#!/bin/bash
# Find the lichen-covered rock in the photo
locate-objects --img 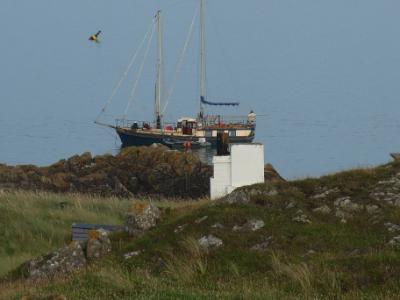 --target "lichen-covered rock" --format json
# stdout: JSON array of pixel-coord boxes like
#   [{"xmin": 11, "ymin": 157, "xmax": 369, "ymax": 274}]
[
  {"xmin": 384, "ymin": 222, "xmax": 400, "ymax": 233},
  {"xmin": 292, "ymin": 210, "xmax": 312, "ymax": 224},
  {"xmin": 86, "ymin": 229, "xmax": 112, "ymax": 260},
  {"xmin": 312, "ymin": 188, "xmax": 340, "ymax": 199},
  {"xmin": 22, "ymin": 242, "xmax": 86, "ymax": 280},
  {"xmin": 224, "ymin": 189, "xmax": 250, "ymax": 204},
  {"xmin": 198, "ymin": 235, "xmax": 223, "ymax": 249},
  {"xmin": 388, "ymin": 236, "xmax": 400, "ymax": 247},
  {"xmin": 334, "ymin": 197, "xmax": 363, "ymax": 212},
  {"xmin": 233, "ymin": 219, "xmax": 265, "ymax": 232},
  {"xmin": 313, "ymin": 205, "xmax": 332, "ymax": 214},
  {"xmin": 125, "ymin": 202, "xmax": 161, "ymax": 236},
  {"xmin": 366, "ymin": 204, "xmax": 381, "ymax": 214},
  {"xmin": 251, "ymin": 236, "xmax": 273, "ymax": 252}
]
